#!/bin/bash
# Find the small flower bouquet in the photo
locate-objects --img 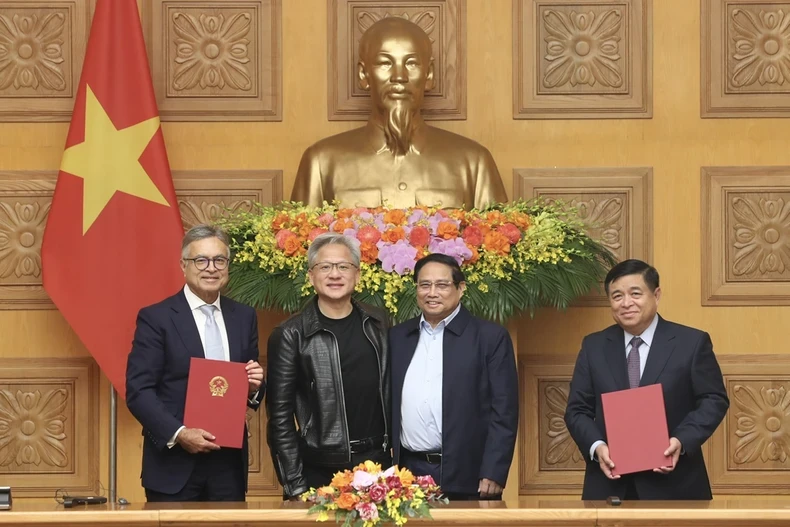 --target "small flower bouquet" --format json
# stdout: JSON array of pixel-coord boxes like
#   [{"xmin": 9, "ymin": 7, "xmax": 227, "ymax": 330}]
[
  {"xmin": 301, "ymin": 461, "xmax": 447, "ymax": 526},
  {"xmin": 221, "ymin": 200, "xmax": 615, "ymax": 323}
]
